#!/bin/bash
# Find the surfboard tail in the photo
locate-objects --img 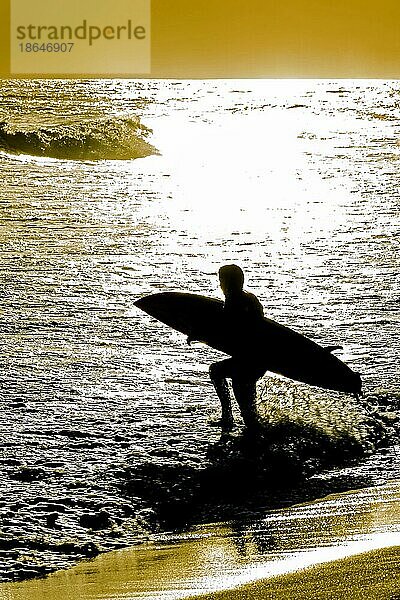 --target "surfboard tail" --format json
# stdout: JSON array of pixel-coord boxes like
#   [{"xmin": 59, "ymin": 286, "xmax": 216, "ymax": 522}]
[
  {"xmin": 353, "ymin": 371, "xmax": 362, "ymax": 396},
  {"xmin": 333, "ymin": 368, "xmax": 362, "ymax": 396}
]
